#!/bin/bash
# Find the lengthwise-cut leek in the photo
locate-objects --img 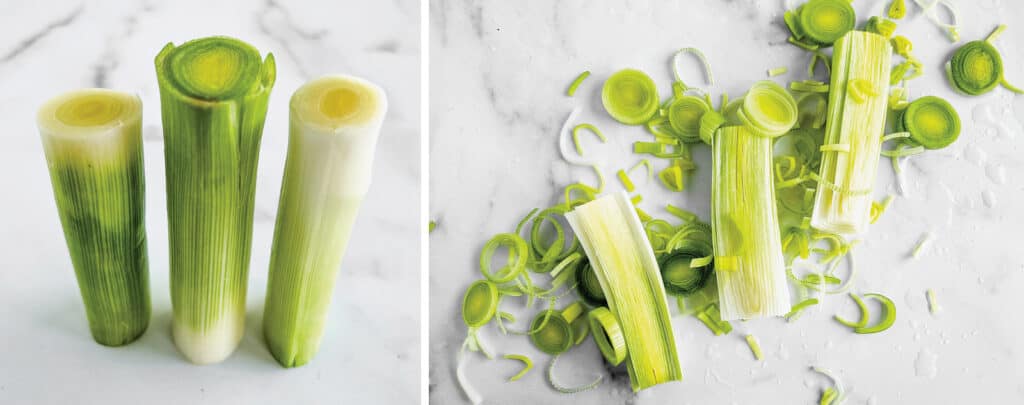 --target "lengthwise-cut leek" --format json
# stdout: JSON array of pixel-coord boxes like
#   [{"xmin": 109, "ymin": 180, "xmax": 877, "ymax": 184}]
[
  {"xmin": 711, "ymin": 126, "xmax": 791, "ymax": 320},
  {"xmin": 565, "ymin": 192, "xmax": 681, "ymax": 391},
  {"xmin": 38, "ymin": 89, "xmax": 150, "ymax": 346},
  {"xmin": 156, "ymin": 36, "xmax": 276, "ymax": 364},
  {"xmin": 810, "ymin": 31, "xmax": 892, "ymax": 235},
  {"xmin": 264, "ymin": 75, "xmax": 387, "ymax": 367}
]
